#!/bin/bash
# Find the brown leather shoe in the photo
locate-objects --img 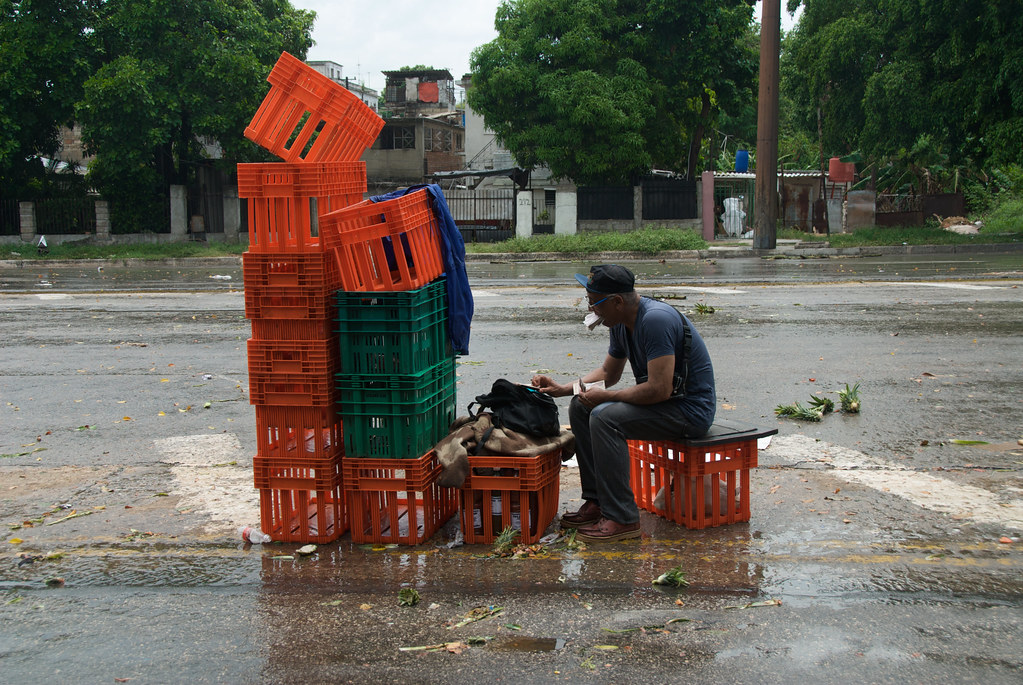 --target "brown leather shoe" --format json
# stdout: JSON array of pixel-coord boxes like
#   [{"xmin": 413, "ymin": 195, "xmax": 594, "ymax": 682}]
[
  {"xmin": 560, "ymin": 500, "xmax": 602, "ymax": 528},
  {"xmin": 576, "ymin": 517, "xmax": 641, "ymax": 542}
]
